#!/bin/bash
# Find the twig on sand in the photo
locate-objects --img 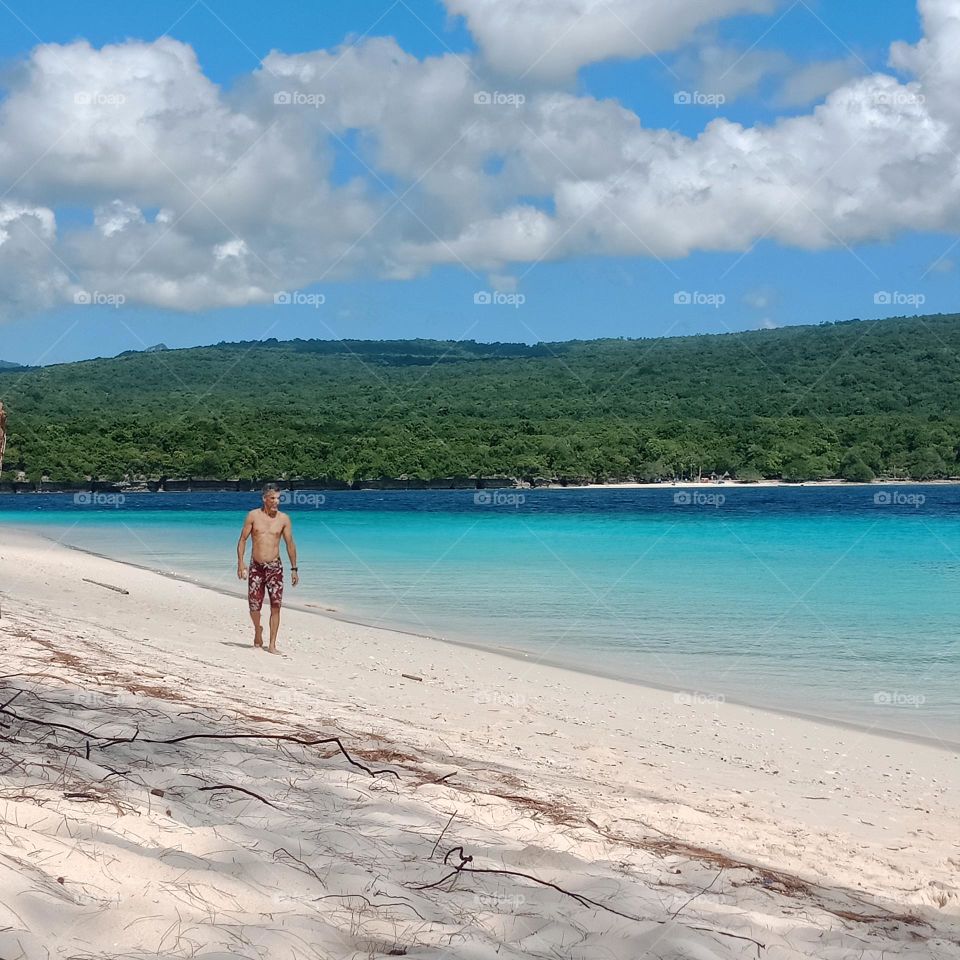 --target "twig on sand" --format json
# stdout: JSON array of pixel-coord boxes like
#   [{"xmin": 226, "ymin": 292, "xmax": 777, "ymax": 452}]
[
  {"xmin": 315, "ymin": 892, "xmax": 427, "ymax": 922},
  {"xmin": 0, "ymin": 696, "xmax": 399, "ymax": 779},
  {"xmin": 429, "ymin": 810, "xmax": 457, "ymax": 859},
  {"xmin": 197, "ymin": 783, "xmax": 278, "ymax": 808},
  {"xmin": 0, "ymin": 703, "xmax": 105, "ymax": 740},
  {"xmin": 1, "ymin": 690, "xmax": 23, "ymax": 710},
  {"xmin": 670, "ymin": 867, "xmax": 723, "ymax": 919},
  {"xmin": 102, "ymin": 732, "xmax": 400, "ymax": 779},
  {"xmin": 413, "ymin": 846, "xmax": 766, "ymax": 952},
  {"xmin": 81, "ymin": 578, "xmax": 130, "ymax": 595},
  {"xmin": 275, "ymin": 847, "xmax": 428, "ymax": 922},
  {"xmin": 412, "ymin": 845, "xmax": 641, "ymax": 920},
  {"xmin": 274, "ymin": 846, "xmax": 323, "ymax": 880}
]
